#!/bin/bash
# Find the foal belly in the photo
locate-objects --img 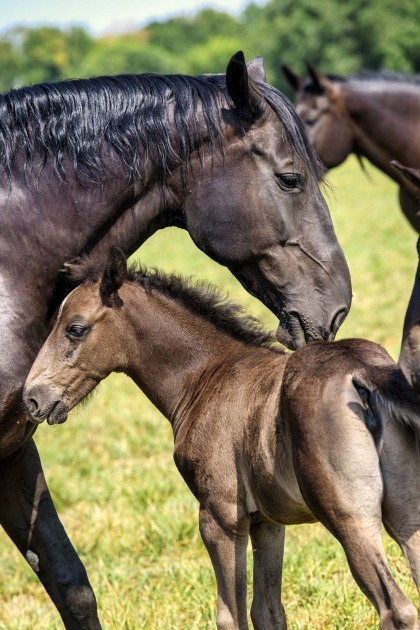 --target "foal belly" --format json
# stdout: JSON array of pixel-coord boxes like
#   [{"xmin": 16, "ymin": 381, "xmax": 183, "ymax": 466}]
[
  {"xmin": 249, "ymin": 450, "xmax": 318, "ymax": 526},
  {"xmin": 253, "ymin": 475, "xmax": 318, "ymax": 525}
]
